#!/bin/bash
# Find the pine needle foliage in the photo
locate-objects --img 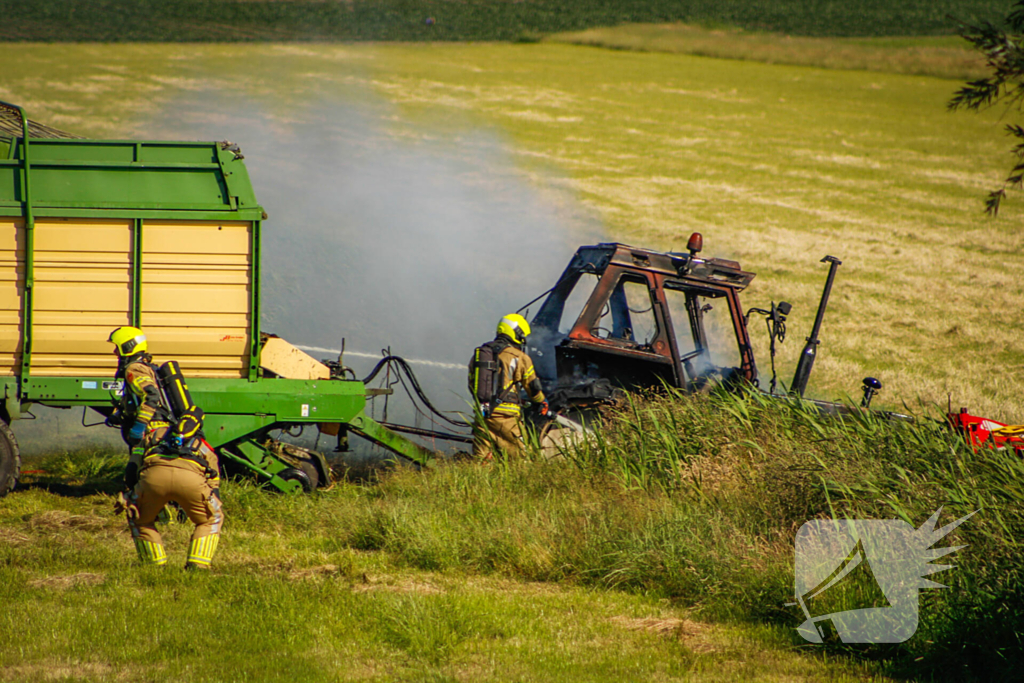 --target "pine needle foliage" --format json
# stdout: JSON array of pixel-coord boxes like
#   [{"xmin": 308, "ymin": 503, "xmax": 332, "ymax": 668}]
[{"xmin": 949, "ymin": 1, "xmax": 1024, "ymax": 214}]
